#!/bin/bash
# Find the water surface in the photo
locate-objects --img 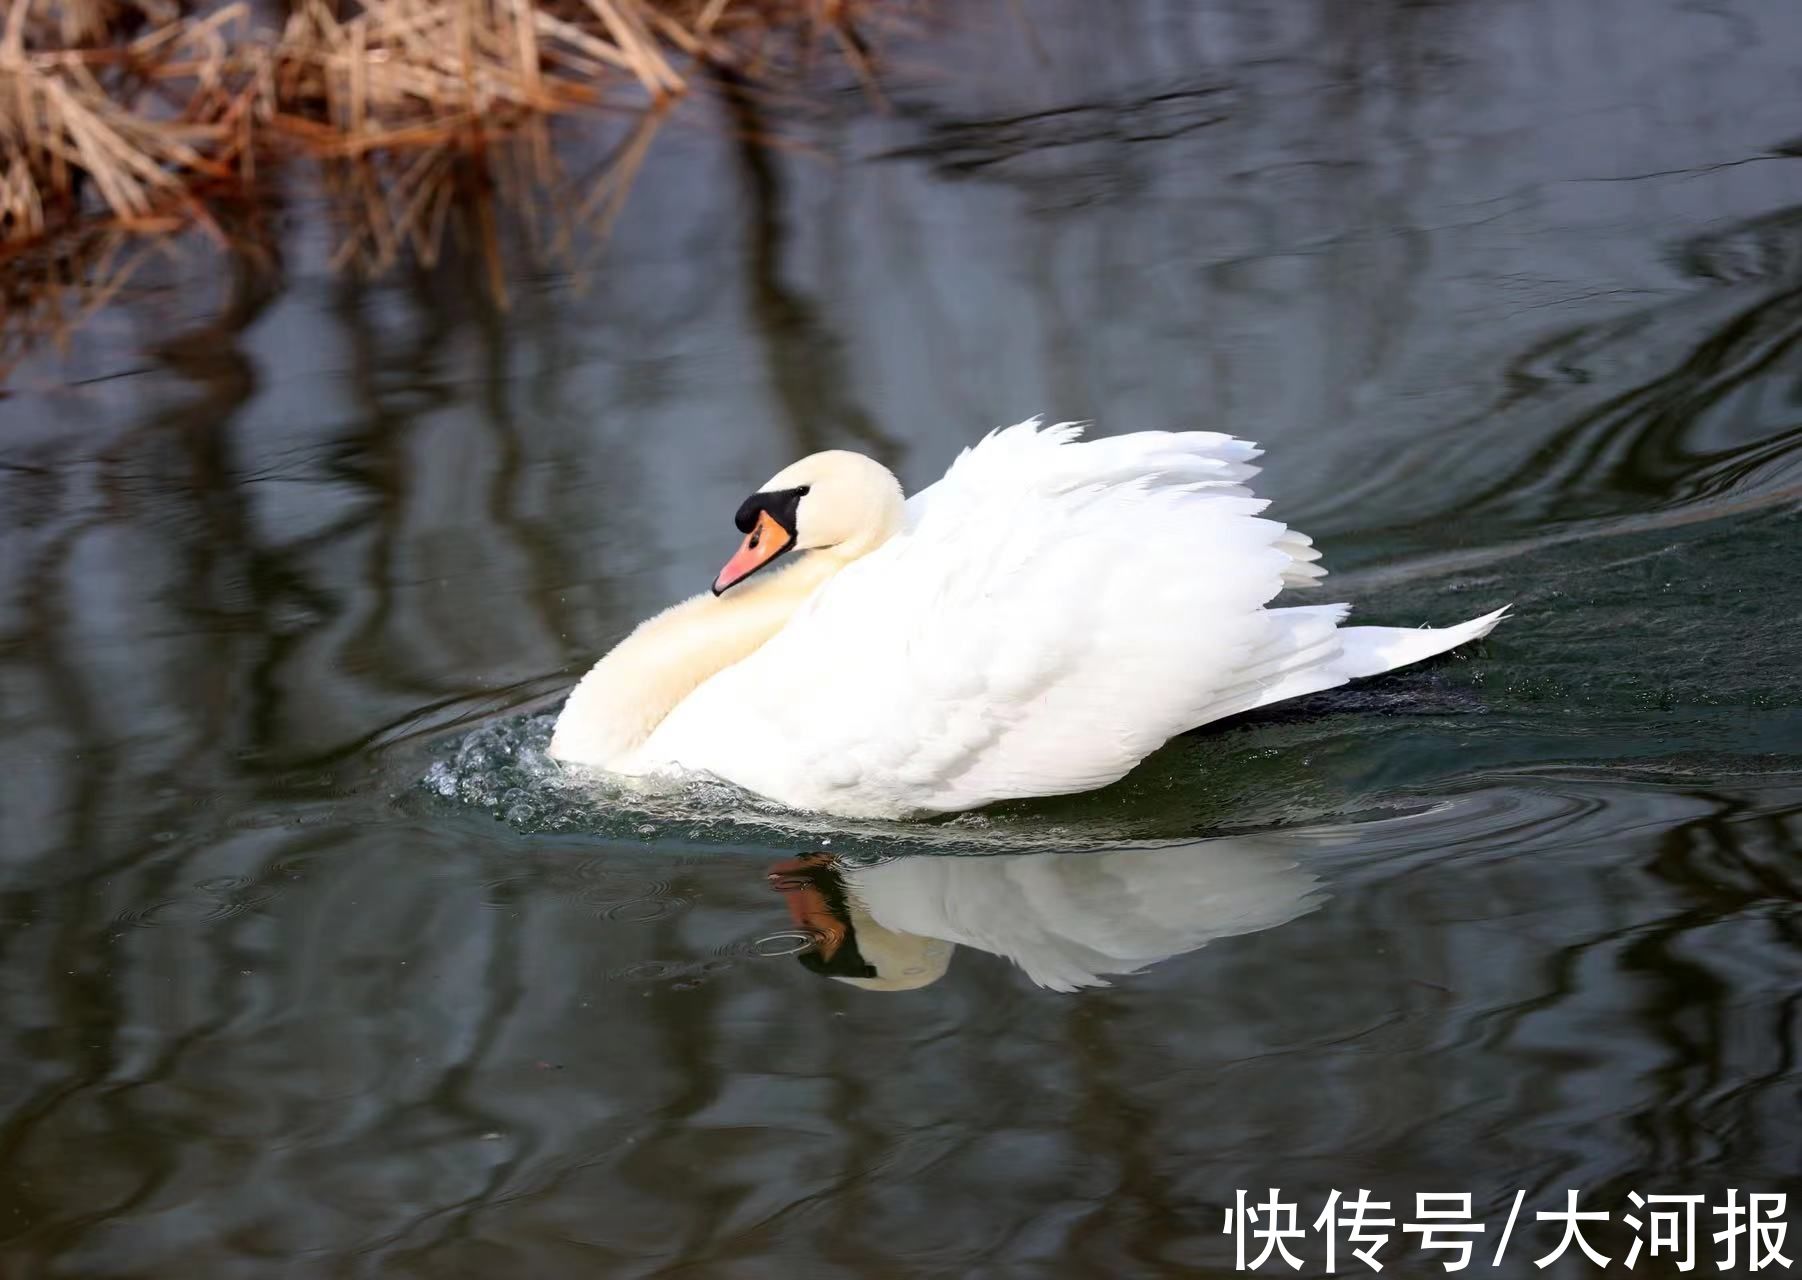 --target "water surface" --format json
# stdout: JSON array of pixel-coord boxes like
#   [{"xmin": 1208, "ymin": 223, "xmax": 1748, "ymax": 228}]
[{"xmin": 3, "ymin": 0, "xmax": 1800, "ymax": 1274}]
